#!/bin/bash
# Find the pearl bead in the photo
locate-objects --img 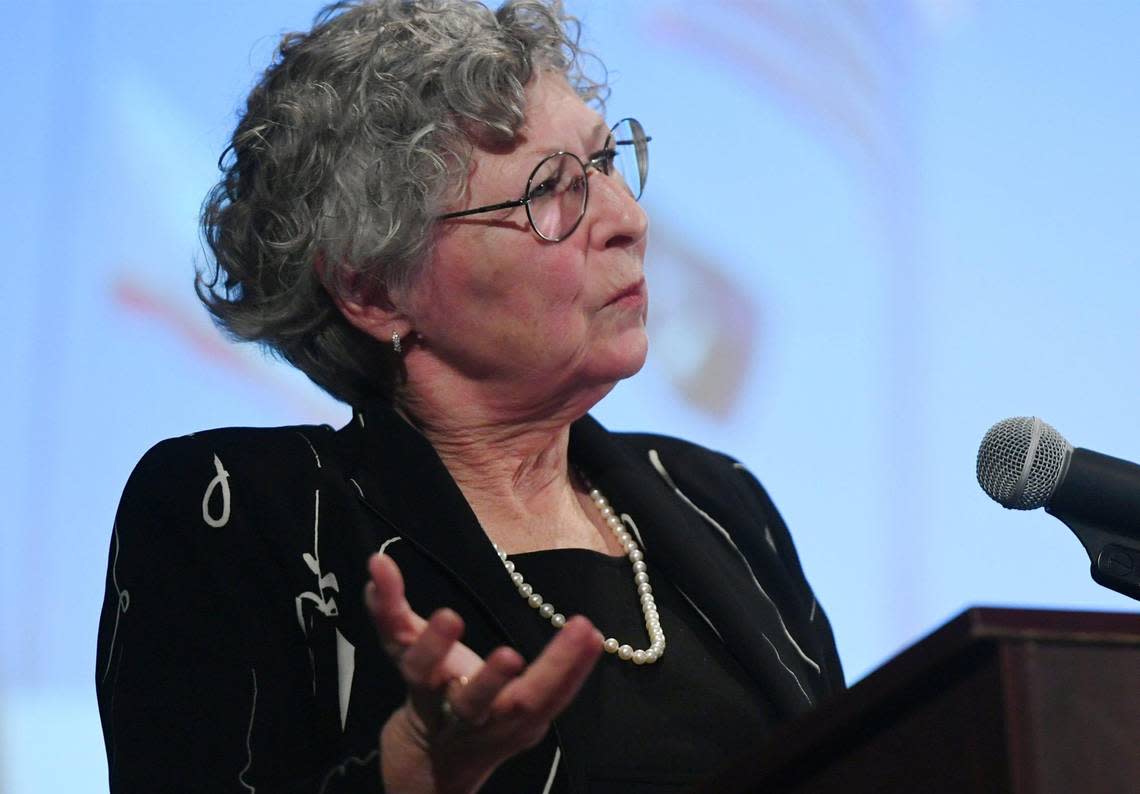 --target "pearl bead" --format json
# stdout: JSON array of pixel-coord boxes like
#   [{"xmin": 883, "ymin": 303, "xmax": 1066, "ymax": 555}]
[{"xmin": 490, "ymin": 476, "xmax": 664, "ymax": 667}]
